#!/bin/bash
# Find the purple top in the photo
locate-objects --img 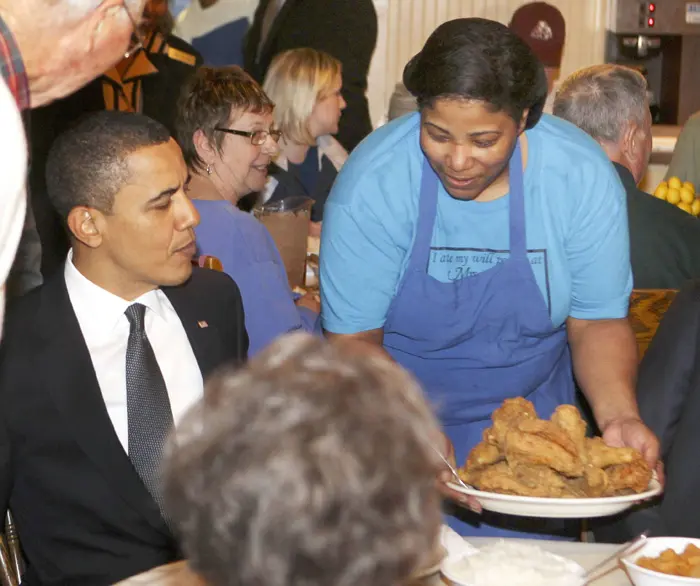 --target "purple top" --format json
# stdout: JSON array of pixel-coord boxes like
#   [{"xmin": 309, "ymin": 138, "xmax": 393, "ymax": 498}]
[{"xmin": 193, "ymin": 199, "xmax": 319, "ymax": 356}]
